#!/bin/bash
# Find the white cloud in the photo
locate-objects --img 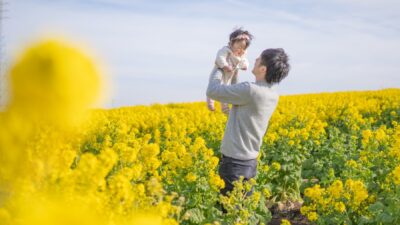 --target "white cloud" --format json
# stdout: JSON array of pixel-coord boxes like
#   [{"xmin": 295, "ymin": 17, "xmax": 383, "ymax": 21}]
[{"xmin": 2, "ymin": 0, "xmax": 400, "ymax": 107}]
